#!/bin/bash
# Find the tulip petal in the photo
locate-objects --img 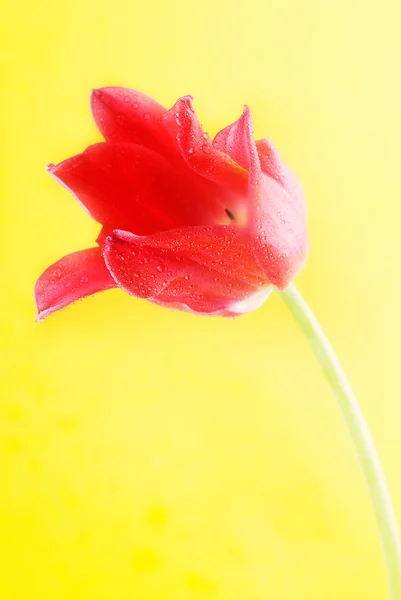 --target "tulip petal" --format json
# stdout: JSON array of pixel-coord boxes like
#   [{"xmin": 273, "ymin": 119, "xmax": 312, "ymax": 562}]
[
  {"xmin": 35, "ymin": 247, "xmax": 116, "ymax": 321},
  {"xmin": 163, "ymin": 96, "xmax": 248, "ymax": 200},
  {"xmin": 252, "ymin": 176, "xmax": 309, "ymax": 288},
  {"xmin": 111, "ymin": 224, "xmax": 266, "ymax": 286},
  {"xmin": 236, "ymin": 112, "xmax": 308, "ymax": 288},
  {"xmin": 48, "ymin": 142, "xmax": 227, "ymax": 236},
  {"xmin": 91, "ymin": 87, "xmax": 171, "ymax": 156},
  {"xmin": 103, "ymin": 228, "xmax": 268, "ymax": 316},
  {"xmin": 213, "ymin": 107, "xmax": 252, "ymax": 169},
  {"xmin": 256, "ymin": 138, "xmax": 307, "ymax": 220}
]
